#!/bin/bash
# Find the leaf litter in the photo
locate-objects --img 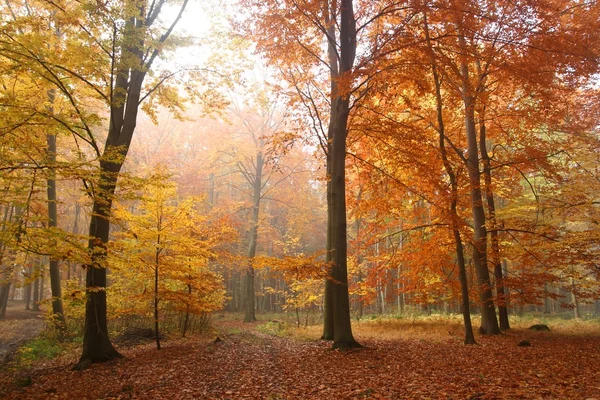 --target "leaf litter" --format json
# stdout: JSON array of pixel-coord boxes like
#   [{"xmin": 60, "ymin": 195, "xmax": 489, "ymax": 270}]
[{"xmin": 1, "ymin": 325, "xmax": 599, "ymax": 399}]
